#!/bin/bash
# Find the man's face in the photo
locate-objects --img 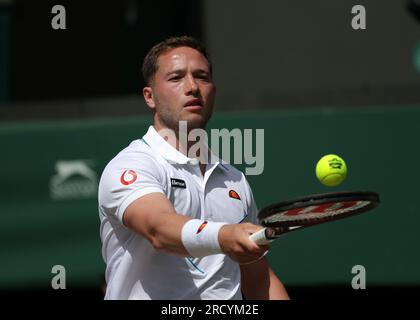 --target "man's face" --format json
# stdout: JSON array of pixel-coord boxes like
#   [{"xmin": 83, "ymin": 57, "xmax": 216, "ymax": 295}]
[{"xmin": 144, "ymin": 46, "xmax": 216, "ymax": 131}]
